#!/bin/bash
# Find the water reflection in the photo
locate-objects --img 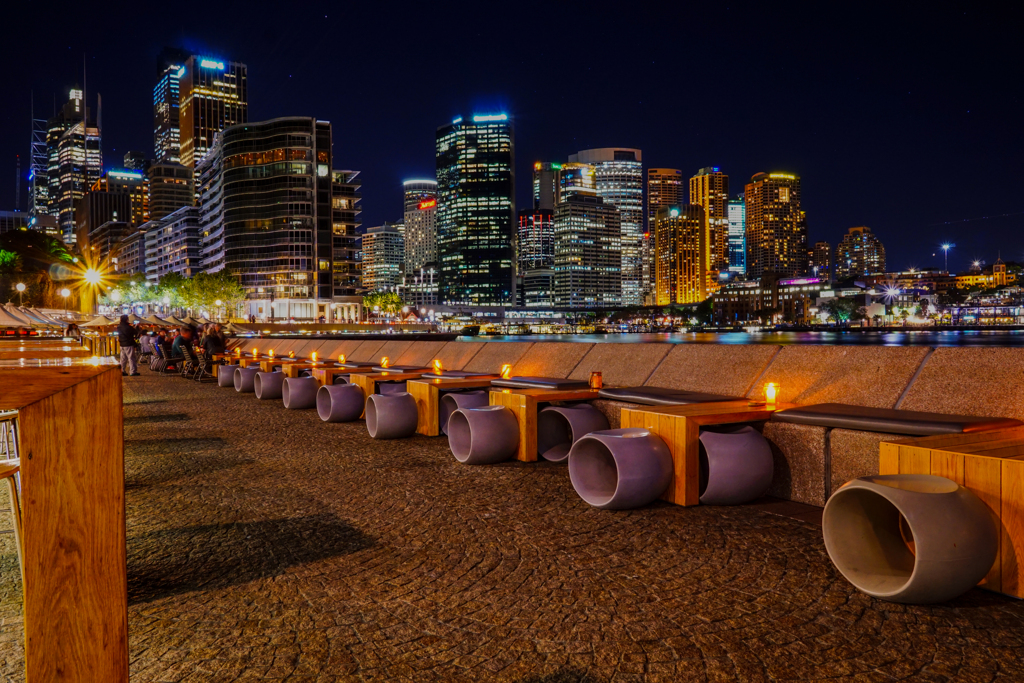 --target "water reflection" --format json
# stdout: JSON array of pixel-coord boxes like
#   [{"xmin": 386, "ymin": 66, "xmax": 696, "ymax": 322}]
[{"xmin": 464, "ymin": 330, "xmax": 1024, "ymax": 347}]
